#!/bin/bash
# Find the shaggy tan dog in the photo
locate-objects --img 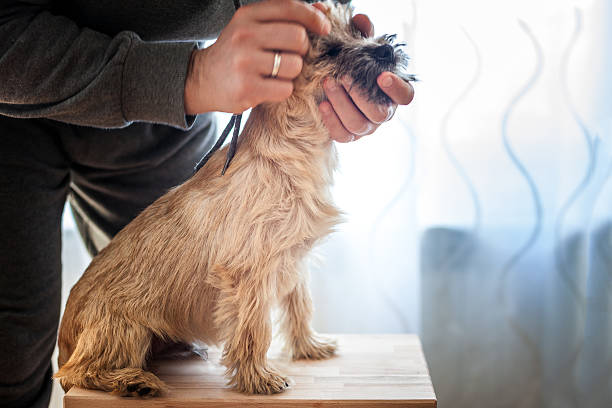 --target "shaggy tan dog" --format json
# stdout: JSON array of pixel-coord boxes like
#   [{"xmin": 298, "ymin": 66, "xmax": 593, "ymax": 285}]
[{"xmin": 55, "ymin": 1, "xmax": 411, "ymax": 397}]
